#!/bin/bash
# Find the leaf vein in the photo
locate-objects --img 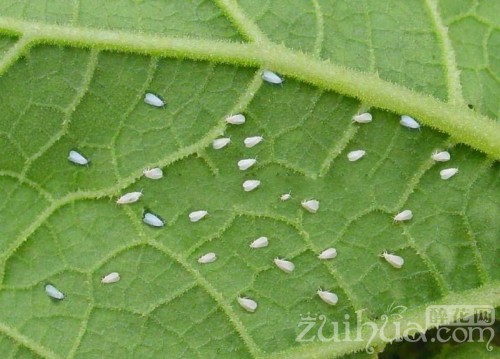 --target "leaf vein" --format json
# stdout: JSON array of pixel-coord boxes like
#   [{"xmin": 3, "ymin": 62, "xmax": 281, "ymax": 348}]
[{"xmin": 424, "ymin": 0, "xmax": 466, "ymax": 105}]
